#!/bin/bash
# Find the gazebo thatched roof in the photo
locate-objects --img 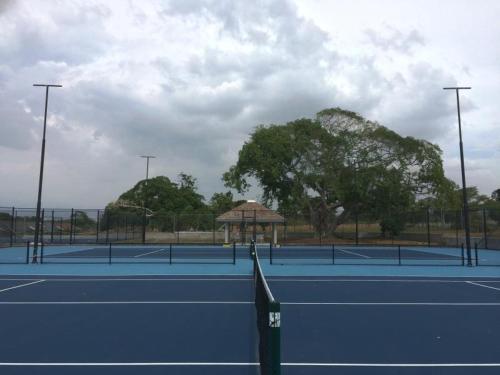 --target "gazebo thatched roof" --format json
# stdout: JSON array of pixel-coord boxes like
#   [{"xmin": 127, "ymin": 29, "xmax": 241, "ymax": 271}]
[{"xmin": 216, "ymin": 201, "xmax": 285, "ymax": 224}]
